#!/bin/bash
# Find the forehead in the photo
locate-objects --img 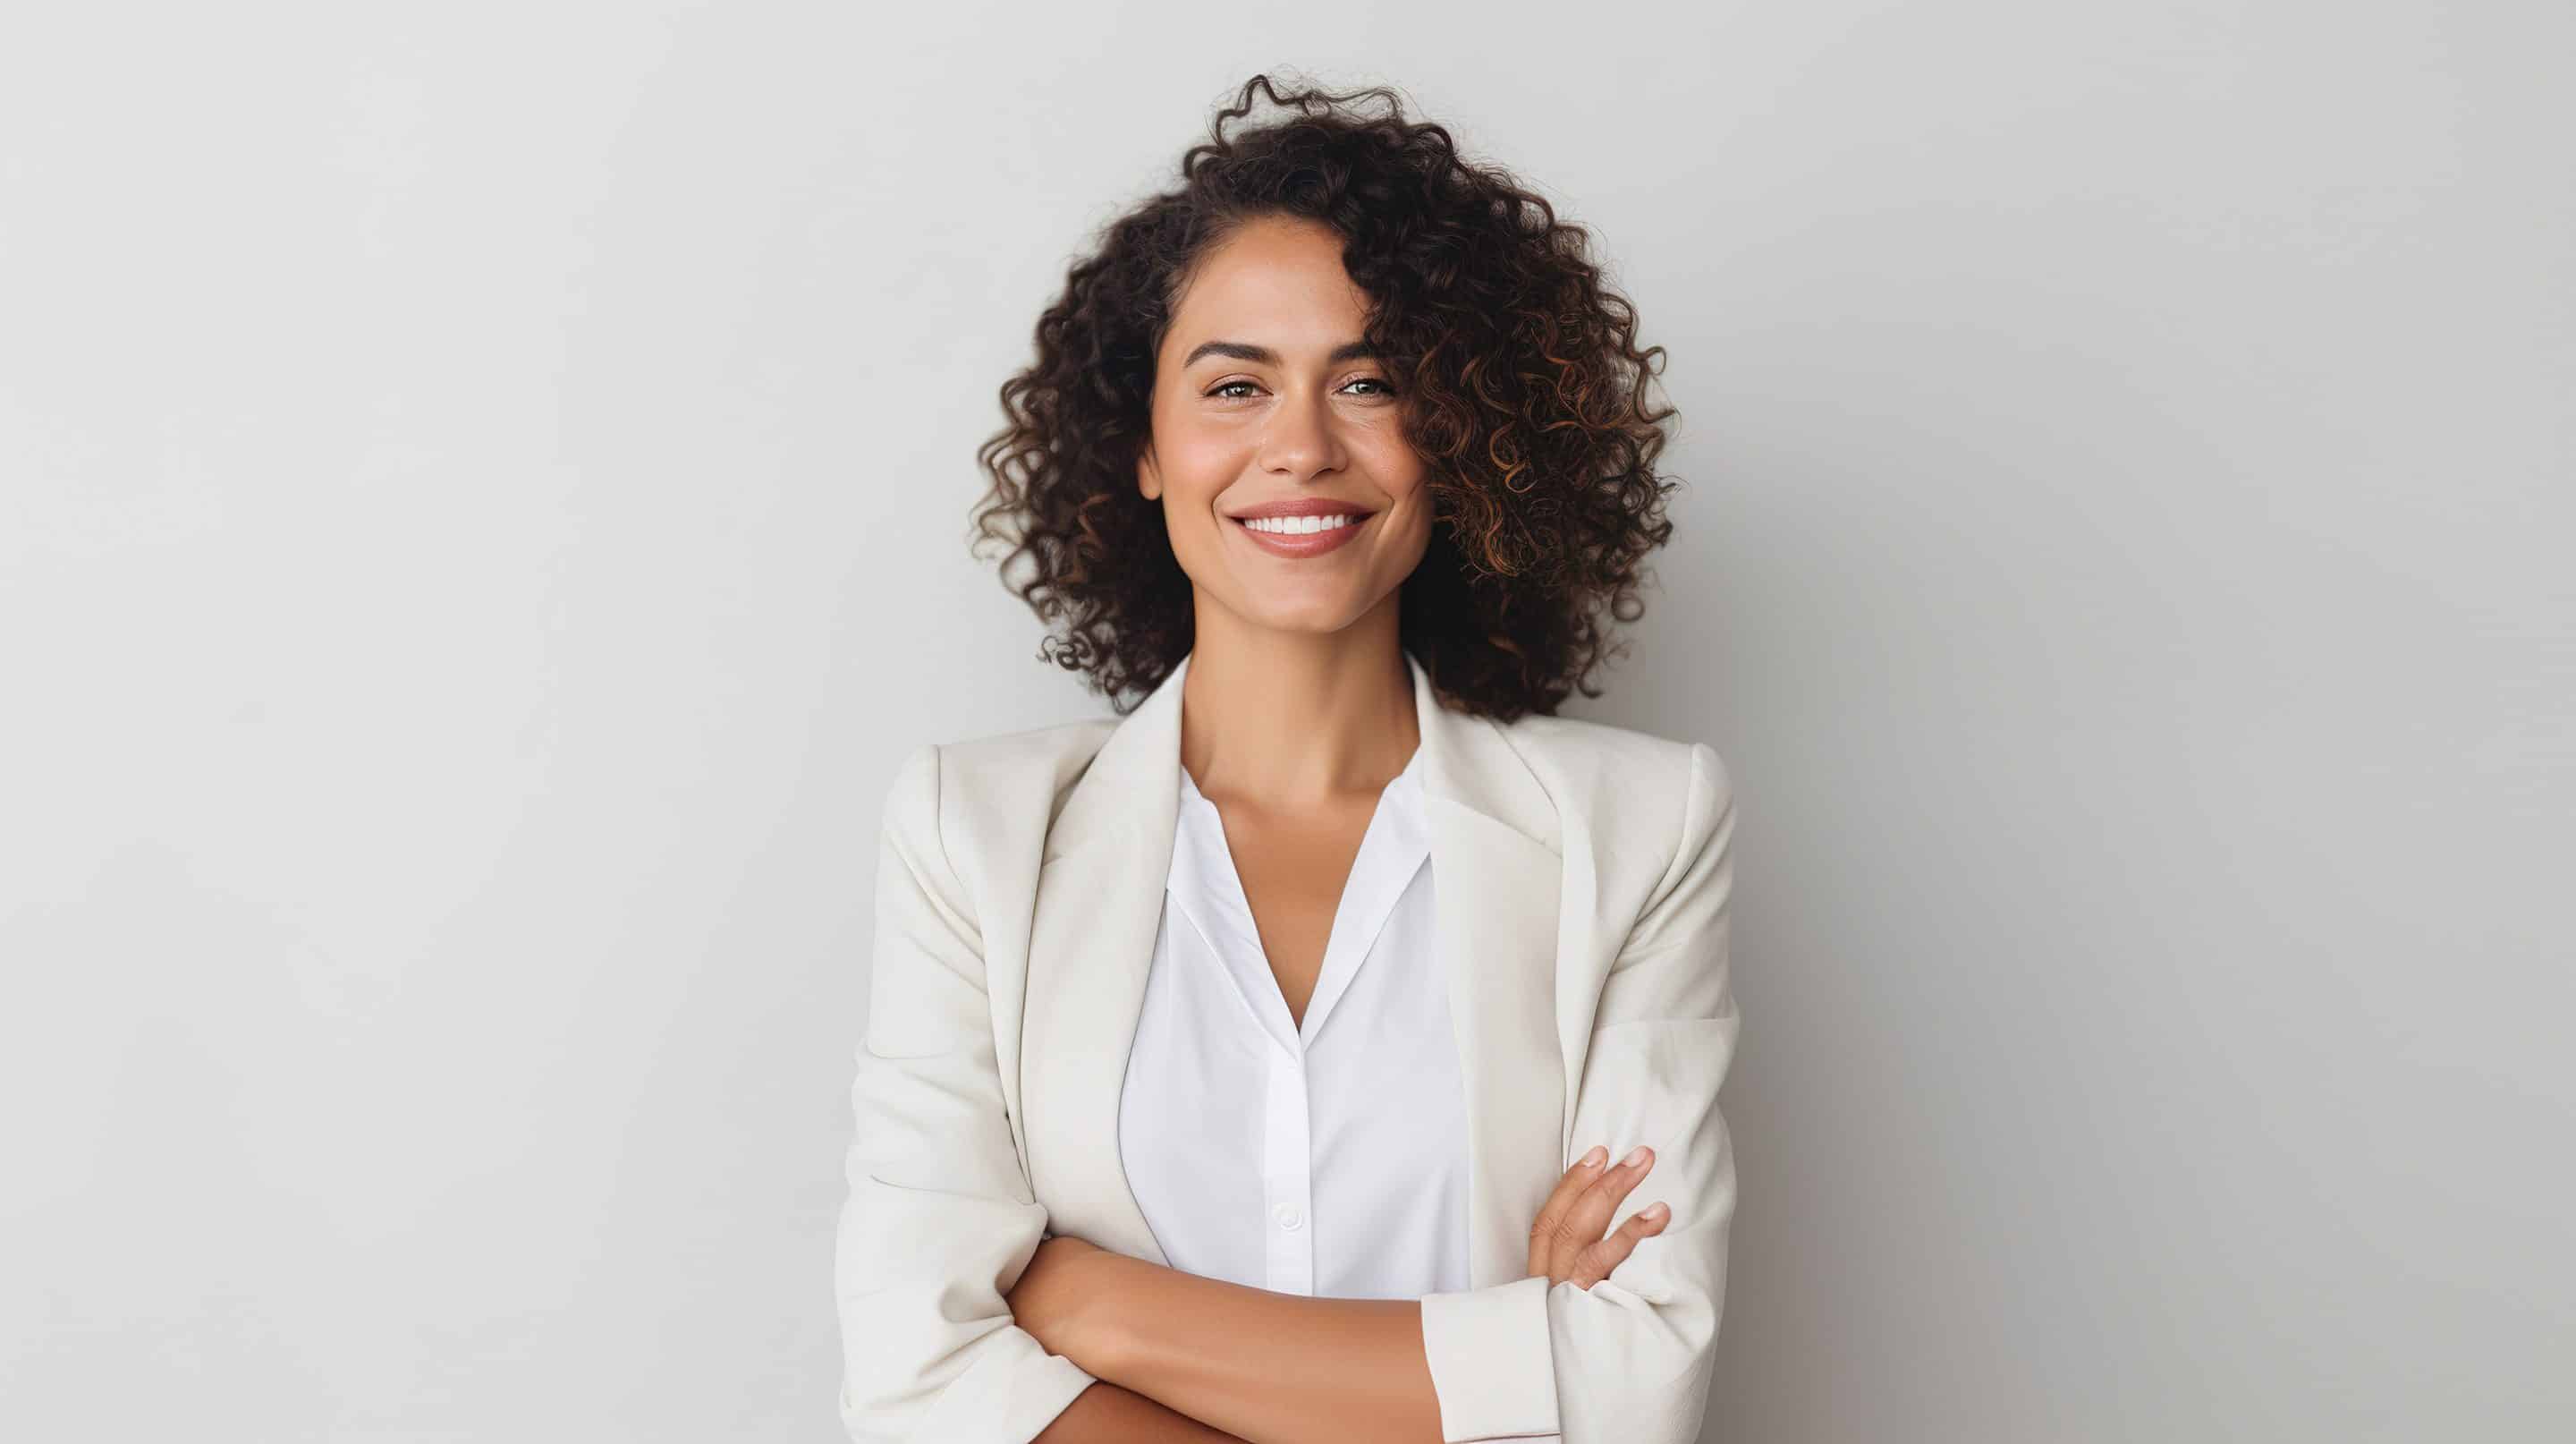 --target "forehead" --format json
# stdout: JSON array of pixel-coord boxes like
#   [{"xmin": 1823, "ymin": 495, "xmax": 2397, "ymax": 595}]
[{"xmin": 1165, "ymin": 217, "xmax": 1371, "ymax": 357}]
